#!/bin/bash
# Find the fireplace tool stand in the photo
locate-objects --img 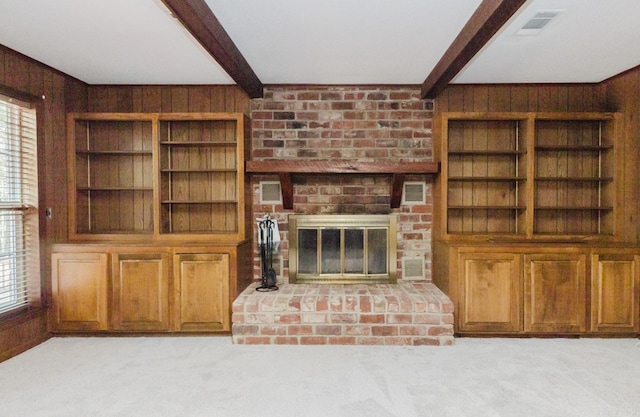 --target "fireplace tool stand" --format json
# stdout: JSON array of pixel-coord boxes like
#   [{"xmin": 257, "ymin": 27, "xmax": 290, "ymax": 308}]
[{"xmin": 257, "ymin": 214, "xmax": 278, "ymax": 292}]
